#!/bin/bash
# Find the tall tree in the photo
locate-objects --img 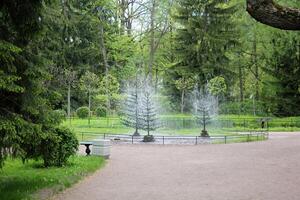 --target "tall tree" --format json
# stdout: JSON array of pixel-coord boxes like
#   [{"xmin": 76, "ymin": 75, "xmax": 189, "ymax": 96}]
[{"xmin": 174, "ymin": 0, "xmax": 238, "ymax": 86}]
